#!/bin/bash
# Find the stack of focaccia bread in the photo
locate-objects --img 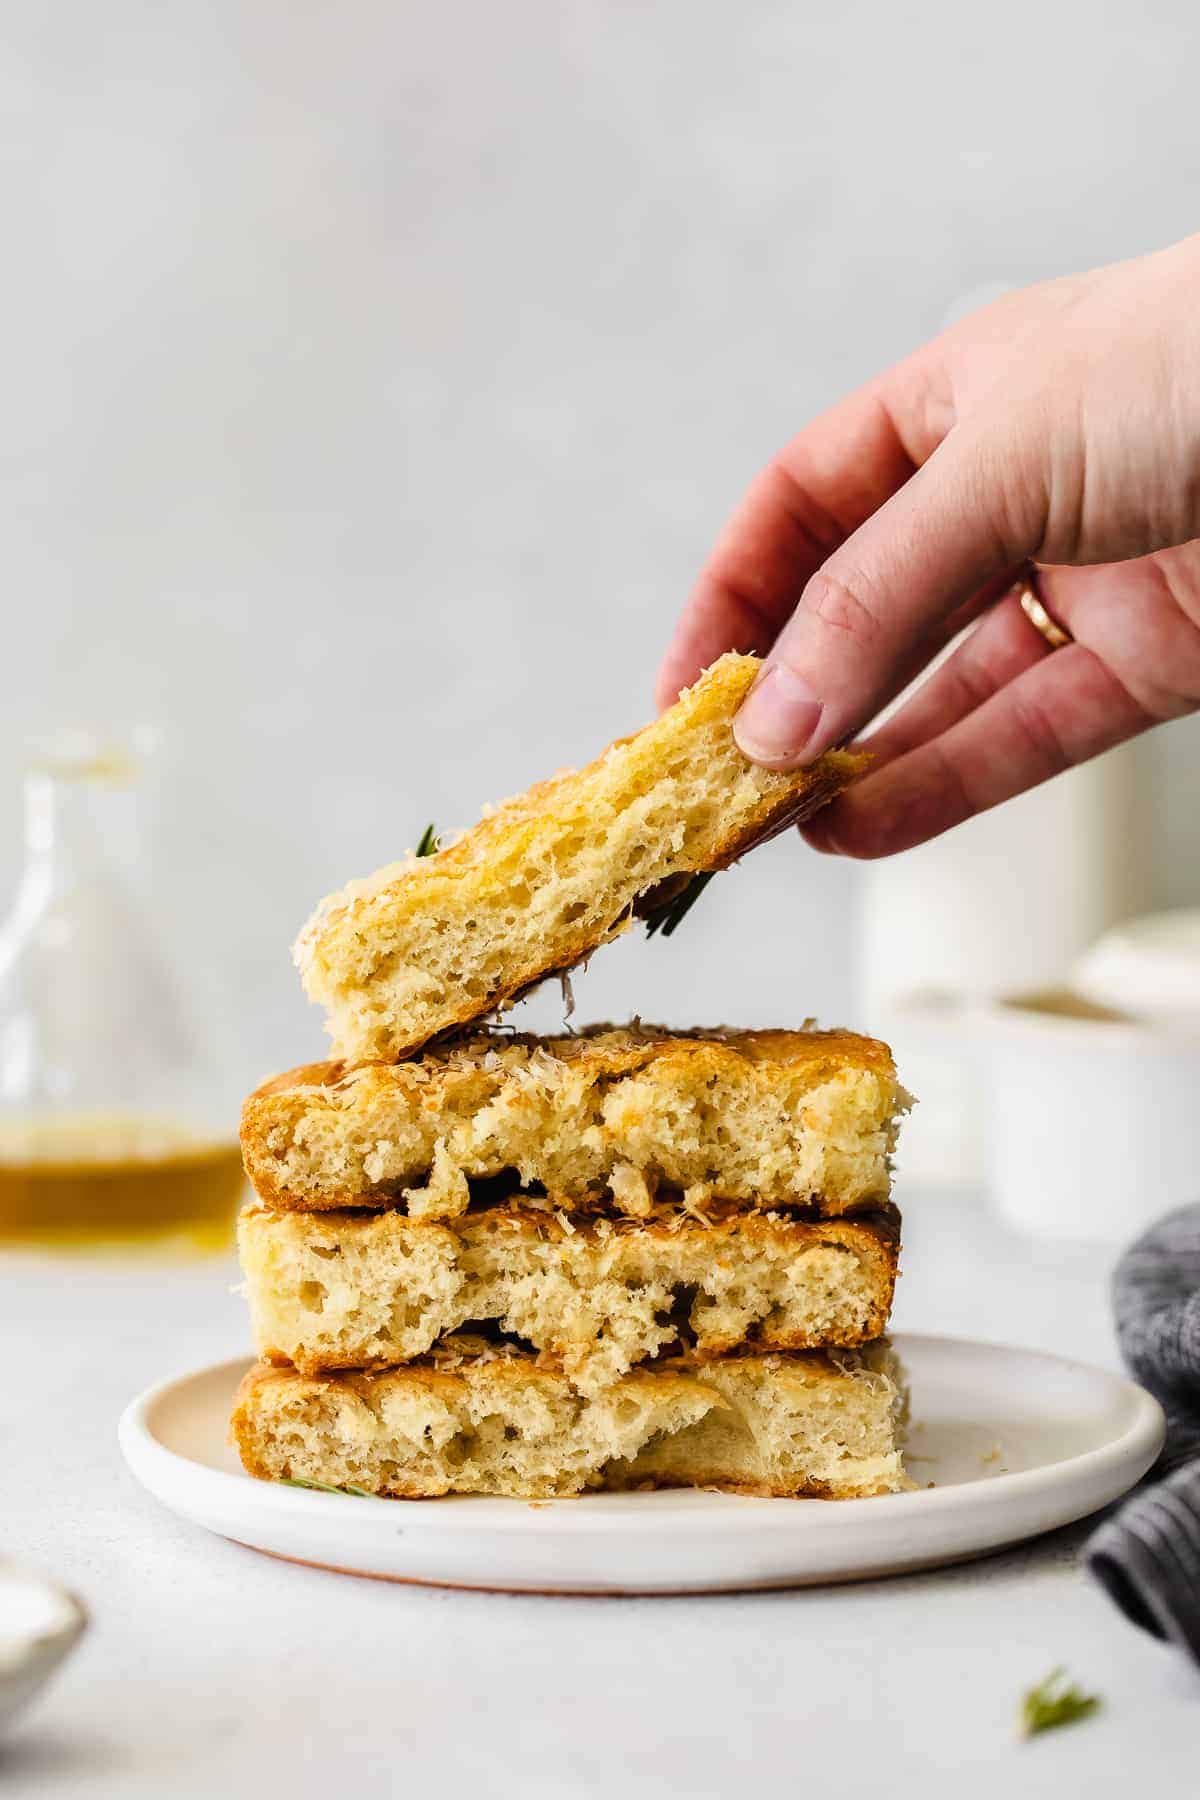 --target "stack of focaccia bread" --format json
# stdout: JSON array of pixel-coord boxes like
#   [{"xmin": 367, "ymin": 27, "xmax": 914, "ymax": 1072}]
[{"xmin": 231, "ymin": 654, "xmax": 912, "ymax": 1500}]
